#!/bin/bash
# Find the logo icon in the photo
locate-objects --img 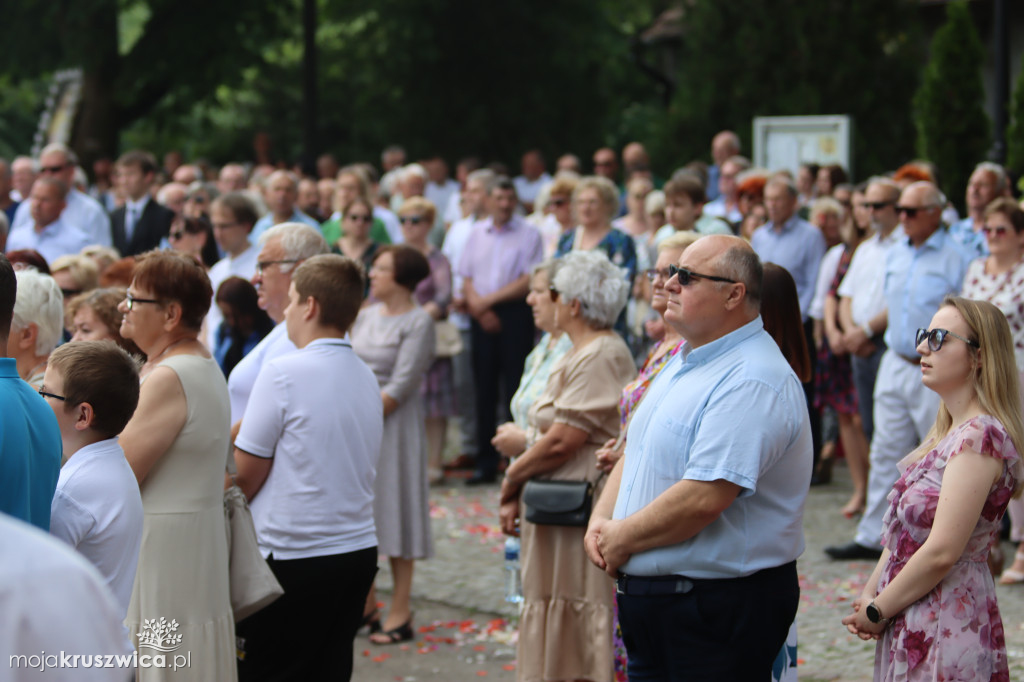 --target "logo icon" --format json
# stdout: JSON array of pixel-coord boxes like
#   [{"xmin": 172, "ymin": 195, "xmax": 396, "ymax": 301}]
[{"xmin": 137, "ymin": 618, "xmax": 184, "ymax": 653}]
